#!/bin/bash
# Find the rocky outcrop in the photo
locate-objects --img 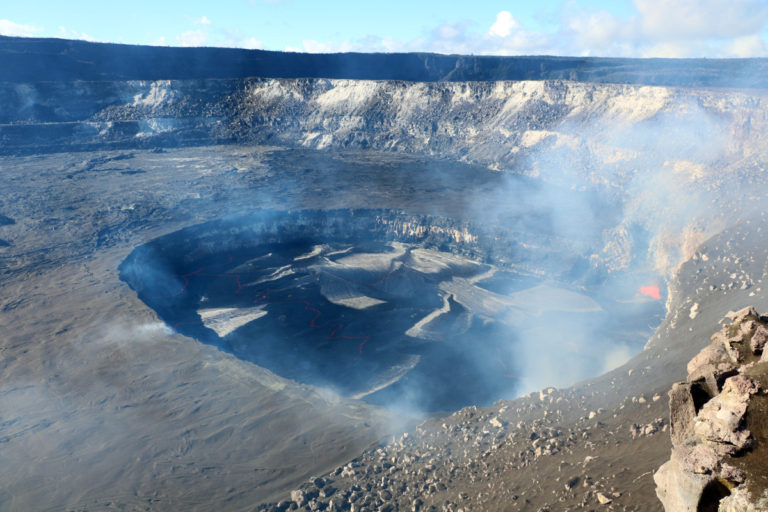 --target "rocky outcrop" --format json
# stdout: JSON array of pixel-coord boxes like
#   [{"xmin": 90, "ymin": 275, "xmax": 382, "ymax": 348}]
[{"xmin": 655, "ymin": 306, "xmax": 768, "ymax": 511}]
